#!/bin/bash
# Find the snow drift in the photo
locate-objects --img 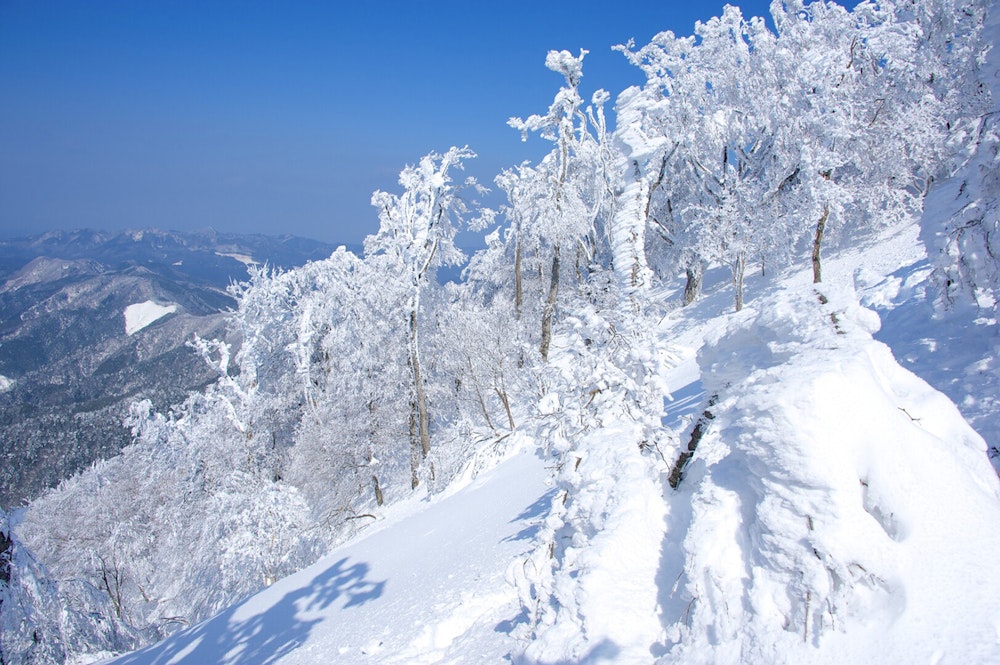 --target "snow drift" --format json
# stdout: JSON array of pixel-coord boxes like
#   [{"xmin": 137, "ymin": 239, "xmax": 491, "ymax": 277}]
[{"xmin": 656, "ymin": 284, "xmax": 1000, "ymax": 664}]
